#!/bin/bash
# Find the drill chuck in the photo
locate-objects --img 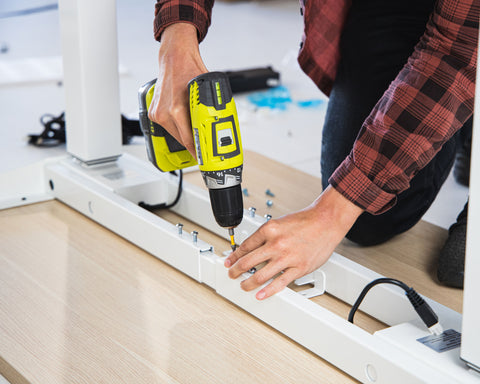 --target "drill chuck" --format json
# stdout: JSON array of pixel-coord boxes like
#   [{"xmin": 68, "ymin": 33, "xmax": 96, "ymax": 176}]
[{"xmin": 209, "ymin": 184, "xmax": 244, "ymax": 228}]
